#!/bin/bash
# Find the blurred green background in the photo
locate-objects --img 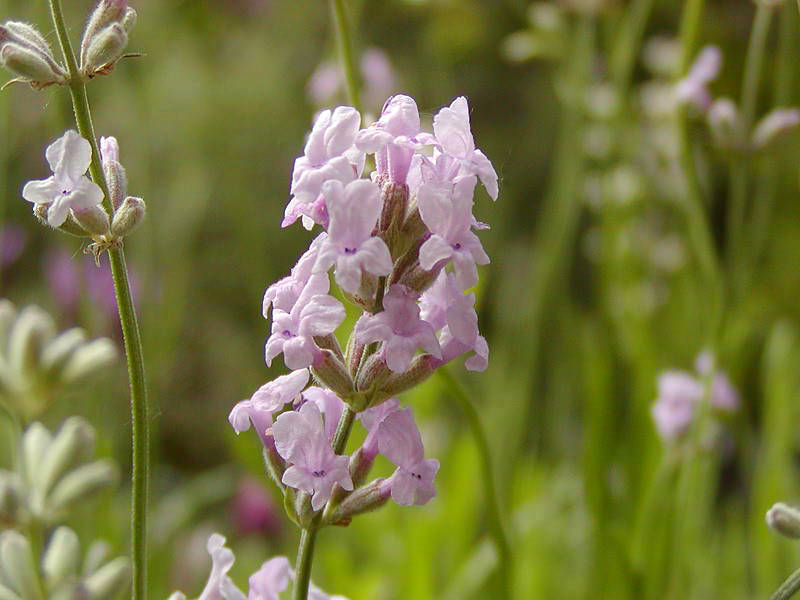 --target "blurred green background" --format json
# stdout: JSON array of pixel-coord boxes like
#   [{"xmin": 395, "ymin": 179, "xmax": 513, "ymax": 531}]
[{"xmin": 3, "ymin": 0, "xmax": 800, "ymax": 598}]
